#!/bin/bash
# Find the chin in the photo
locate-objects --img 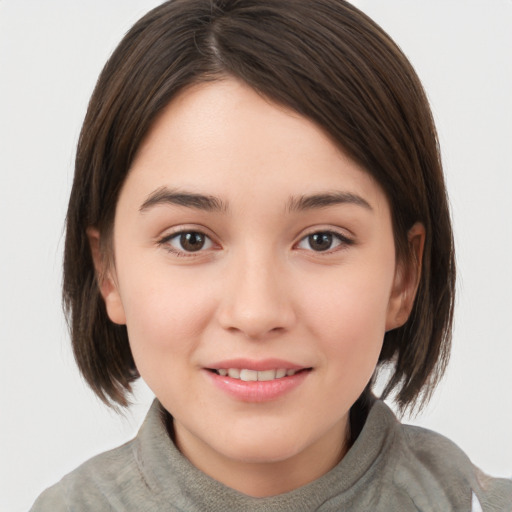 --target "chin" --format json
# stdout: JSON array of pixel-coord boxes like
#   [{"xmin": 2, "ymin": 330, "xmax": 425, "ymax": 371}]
[{"xmin": 214, "ymin": 430, "xmax": 312, "ymax": 465}]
